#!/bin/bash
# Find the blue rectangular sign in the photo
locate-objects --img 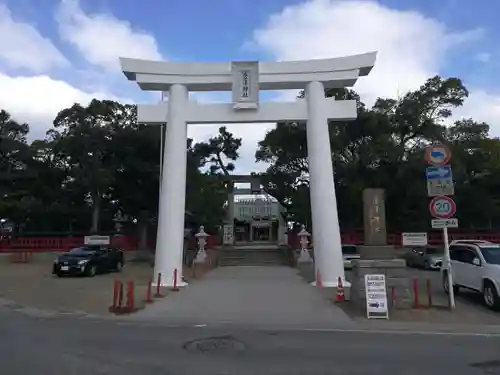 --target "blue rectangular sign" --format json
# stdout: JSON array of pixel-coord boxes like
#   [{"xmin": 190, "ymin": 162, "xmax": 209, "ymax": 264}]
[{"xmin": 426, "ymin": 165, "xmax": 452, "ymax": 180}]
